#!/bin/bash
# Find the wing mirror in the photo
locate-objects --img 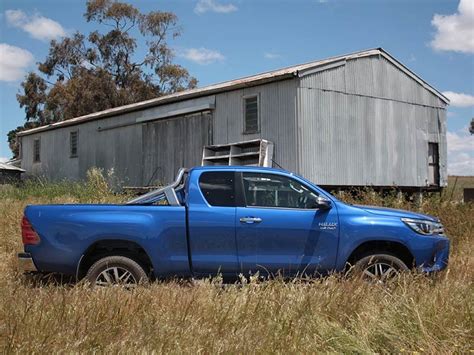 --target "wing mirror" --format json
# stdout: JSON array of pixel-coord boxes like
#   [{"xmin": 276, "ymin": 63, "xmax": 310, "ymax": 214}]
[{"xmin": 315, "ymin": 196, "xmax": 332, "ymax": 210}]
